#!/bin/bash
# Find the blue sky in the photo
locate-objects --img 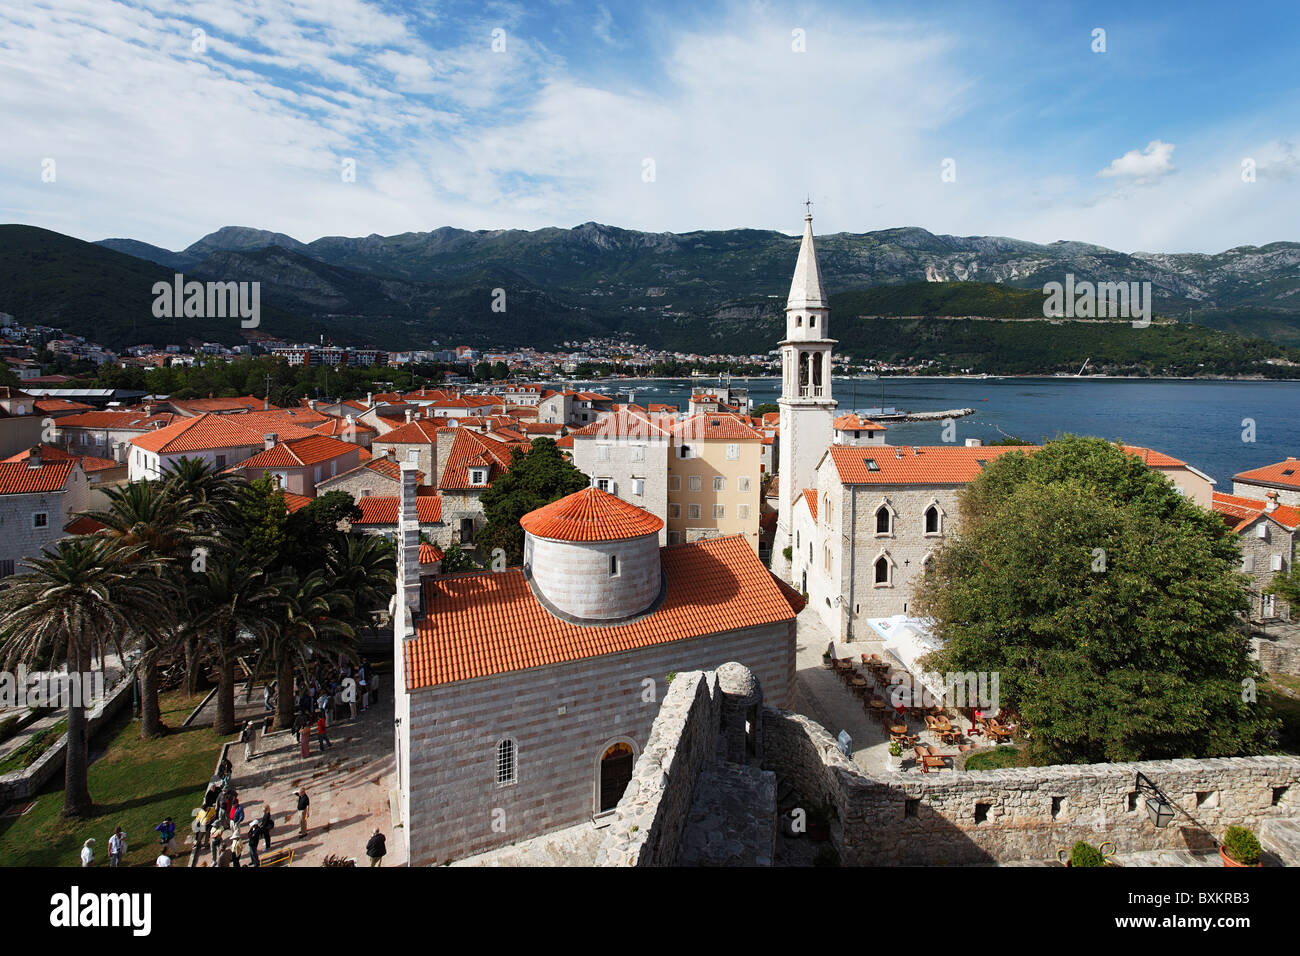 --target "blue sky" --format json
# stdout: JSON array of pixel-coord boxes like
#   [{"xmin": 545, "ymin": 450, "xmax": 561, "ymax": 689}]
[{"xmin": 1, "ymin": 0, "xmax": 1297, "ymax": 252}]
